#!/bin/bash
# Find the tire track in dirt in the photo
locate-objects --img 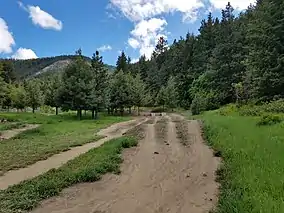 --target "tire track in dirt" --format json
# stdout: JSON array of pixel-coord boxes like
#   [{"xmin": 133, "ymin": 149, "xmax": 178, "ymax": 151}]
[
  {"xmin": 0, "ymin": 118, "xmax": 147, "ymax": 190},
  {"xmin": 31, "ymin": 114, "xmax": 220, "ymax": 213}
]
